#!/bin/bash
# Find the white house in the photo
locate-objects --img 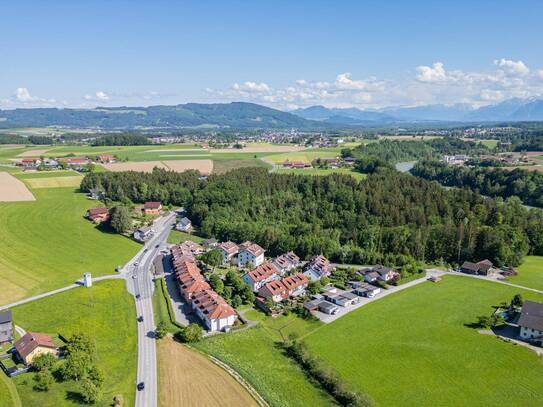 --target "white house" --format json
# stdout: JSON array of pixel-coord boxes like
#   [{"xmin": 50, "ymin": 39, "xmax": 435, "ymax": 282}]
[
  {"xmin": 272, "ymin": 252, "xmax": 301, "ymax": 275},
  {"xmin": 518, "ymin": 300, "xmax": 543, "ymax": 342},
  {"xmin": 176, "ymin": 217, "xmax": 192, "ymax": 232},
  {"xmin": 363, "ymin": 265, "xmax": 398, "ymax": 283},
  {"xmin": 304, "ymin": 255, "xmax": 332, "ymax": 281},
  {"xmin": 242, "ymin": 262, "xmax": 279, "ymax": 291},
  {"xmin": 323, "ymin": 289, "xmax": 359, "ymax": 307},
  {"xmin": 238, "ymin": 241, "xmax": 265, "ymax": 268},
  {"xmin": 217, "ymin": 241, "xmax": 239, "ymax": 265},
  {"xmin": 349, "ymin": 281, "xmax": 381, "ymax": 298},
  {"xmin": 191, "ymin": 290, "xmax": 237, "ymax": 332},
  {"xmin": 133, "ymin": 226, "xmax": 153, "ymax": 242}
]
